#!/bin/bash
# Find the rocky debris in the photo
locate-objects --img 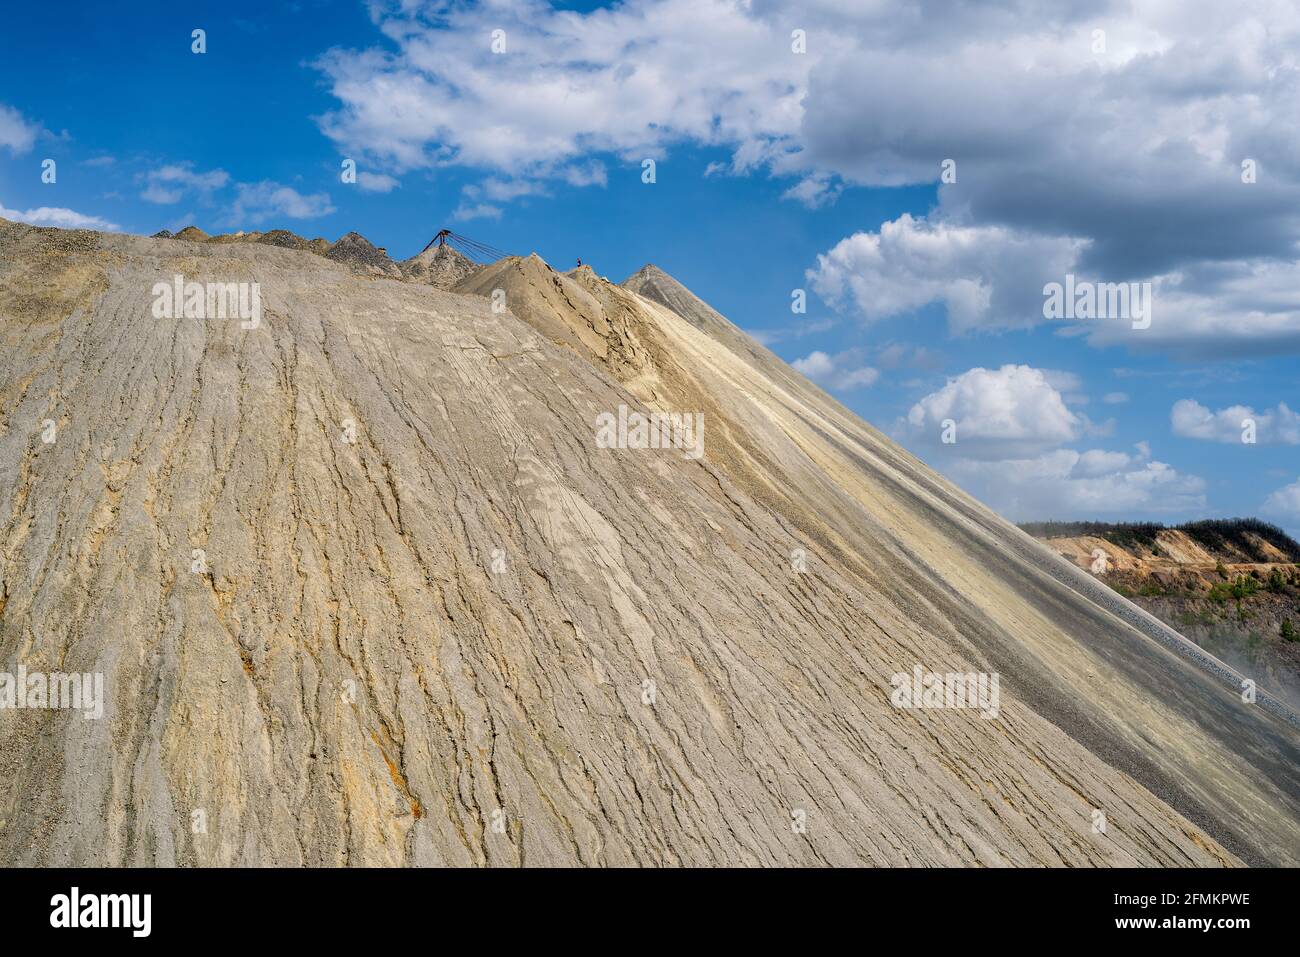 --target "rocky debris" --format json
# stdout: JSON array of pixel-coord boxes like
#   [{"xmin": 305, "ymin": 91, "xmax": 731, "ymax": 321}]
[
  {"xmin": 400, "ymin": 243, "xmax": 480, "ymax": 289},
  {"xmin": 149, "ymin": 226, "xmax": 482, "ymax": 285},
  {"xmin": 205, "ymin": 230, "xmax": 266, "ymax": 246},
  {"xmin": 325, "ymin": 230, "xmax": 402, "ymax": 278},
  {"xmin": 0, "ymin": 216, "xmax": 1297, "ymax": 867},
  {"xmin": 455, "ymin": 254, "xmax": 637, "ymax": 368},
  {"xmin": 151, "ymin": 229, "xmax": 174, "ymax": 239},
  {"xmin": 256, "ymin": 229, "xmax": 312, "ymax": 251}
]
